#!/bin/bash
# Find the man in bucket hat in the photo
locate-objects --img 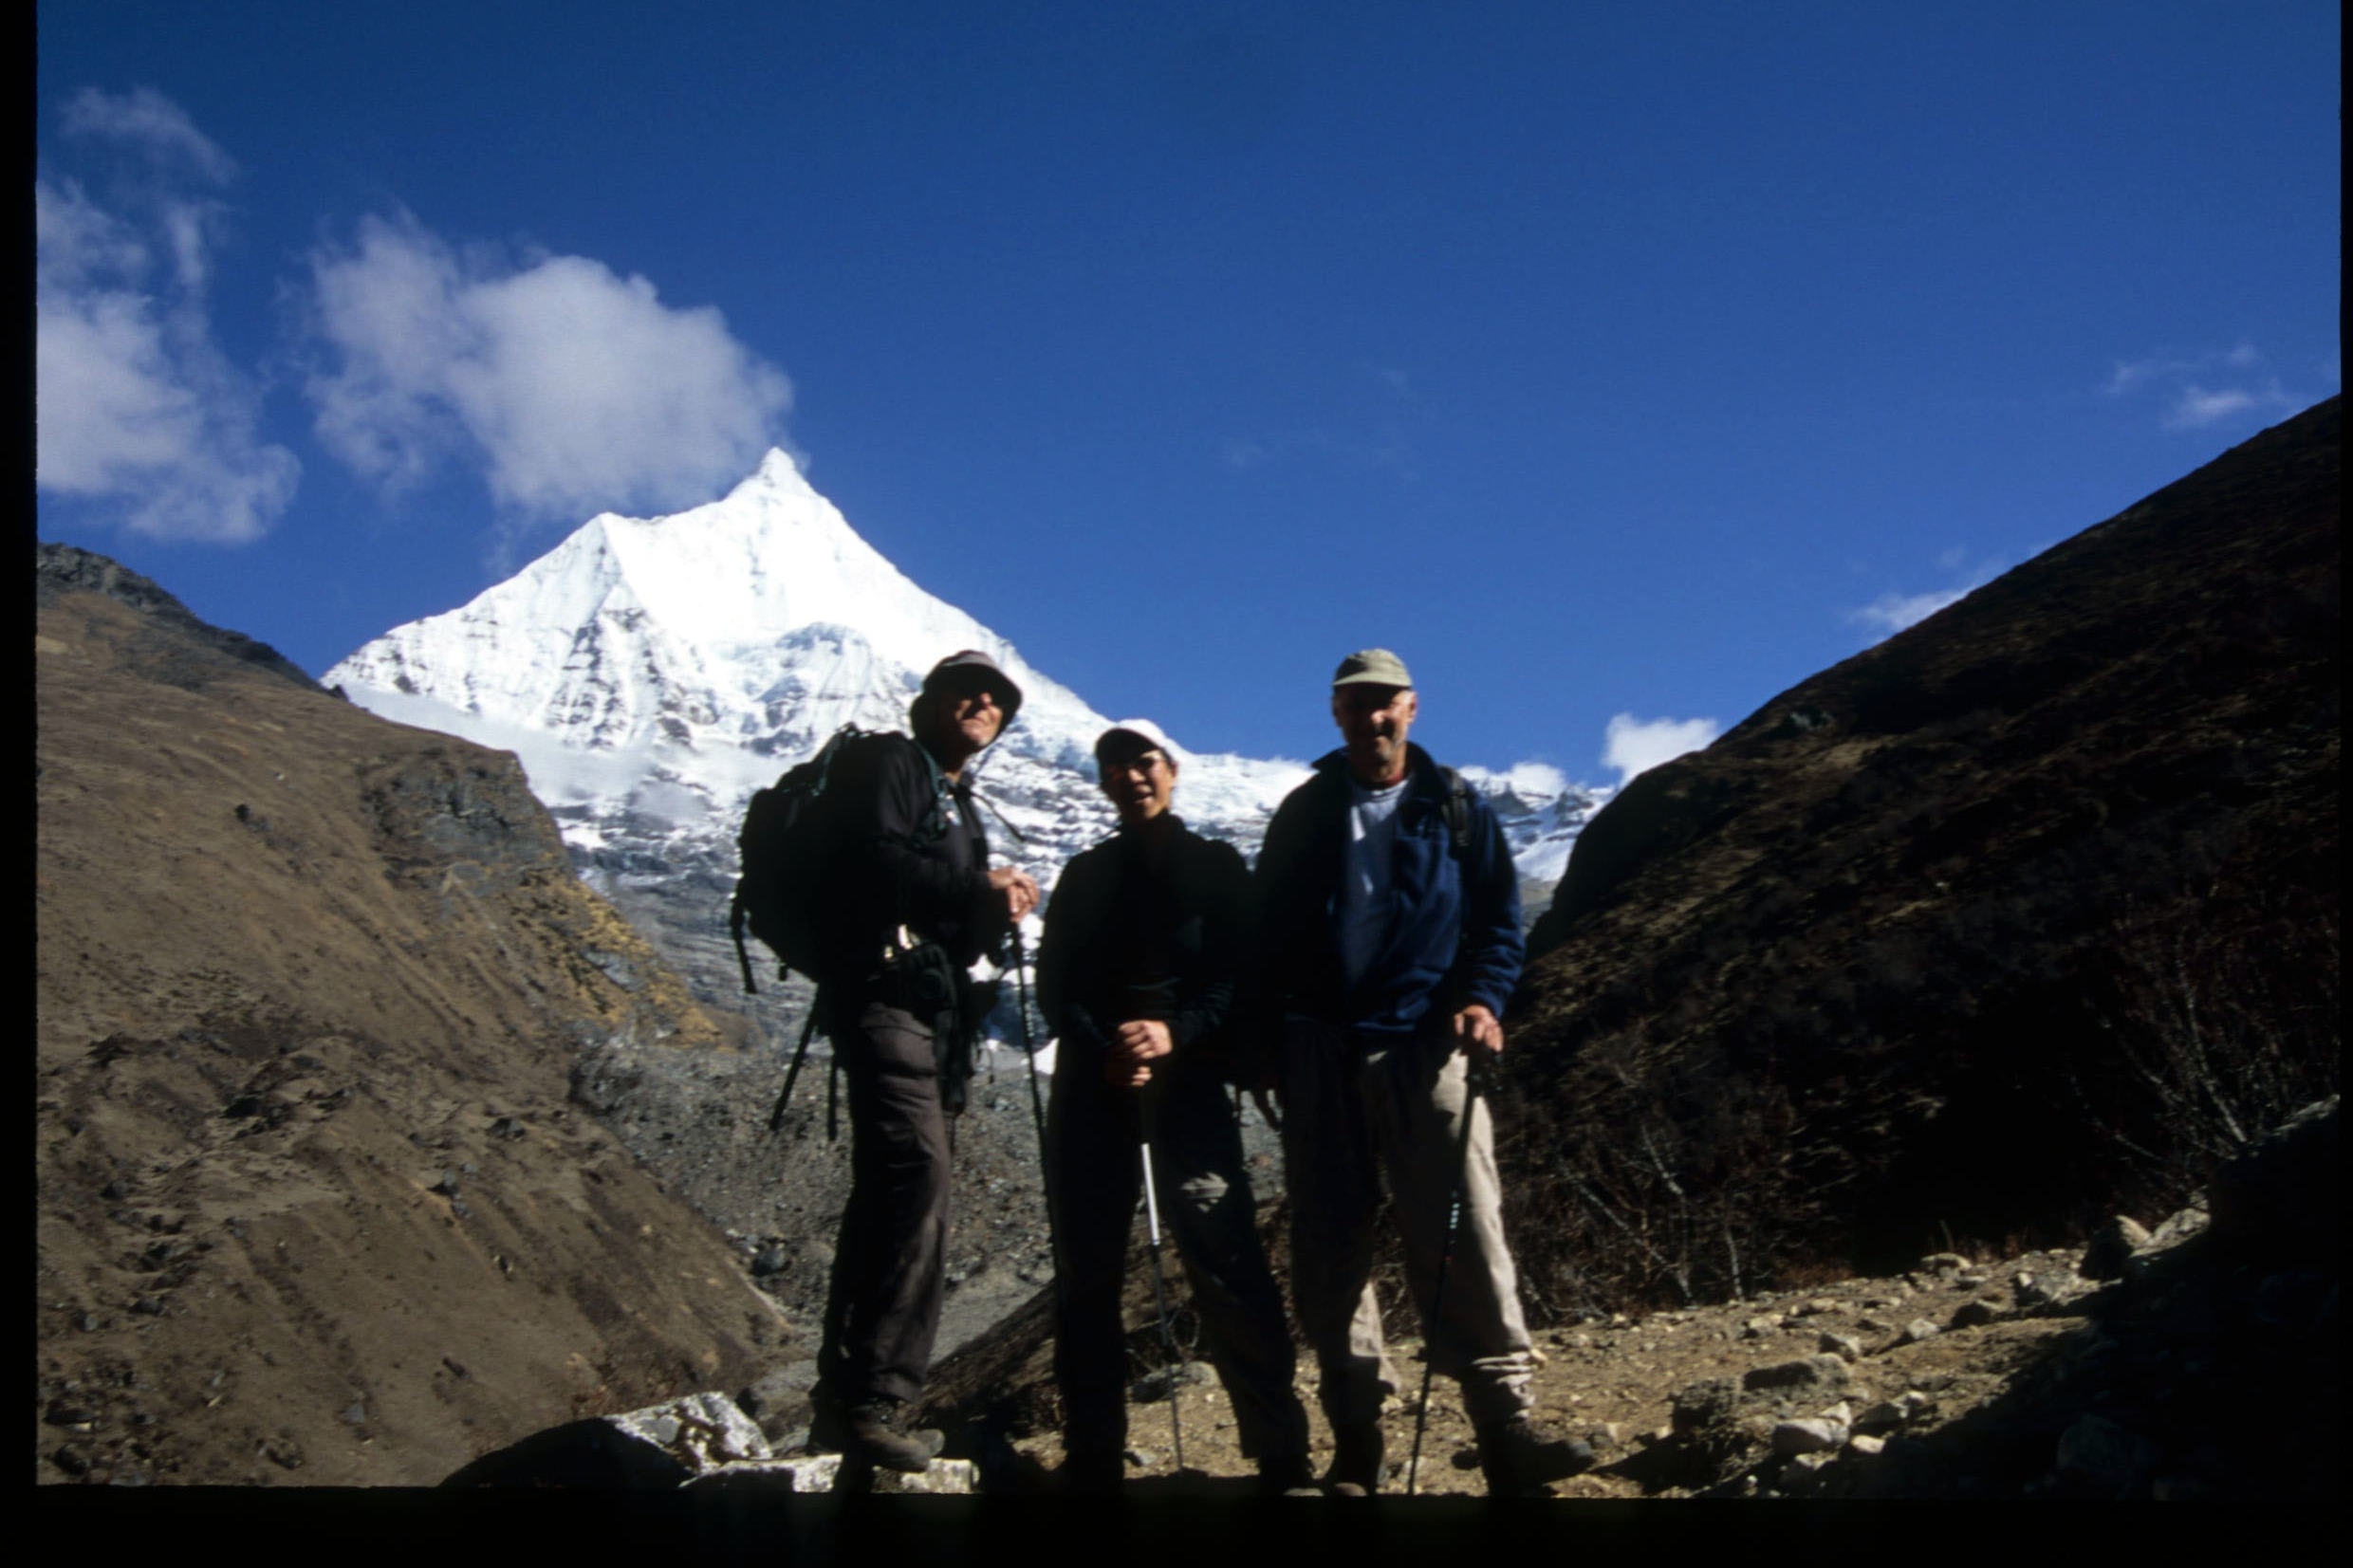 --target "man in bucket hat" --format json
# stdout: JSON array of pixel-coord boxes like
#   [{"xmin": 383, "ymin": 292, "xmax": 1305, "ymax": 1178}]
[
  {"xmin": 1243, "ymin": 650, "xmax": 1589, "ymax": 1495},
  {"xmin": 806, "ymin": 649, "xmax": 1040, "ymax": 1478}
]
